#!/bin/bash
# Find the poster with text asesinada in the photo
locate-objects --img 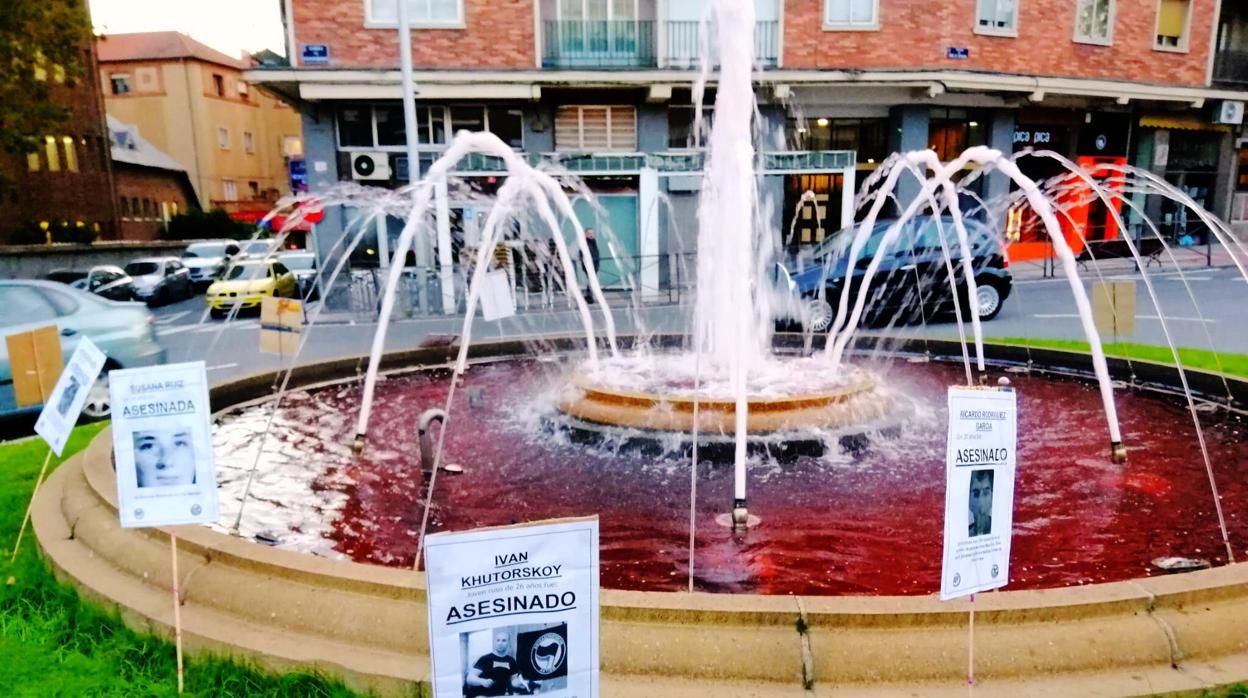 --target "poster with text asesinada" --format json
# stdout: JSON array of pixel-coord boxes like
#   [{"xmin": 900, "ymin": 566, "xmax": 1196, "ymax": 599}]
[
  {"xmin": 940, "ymin": 386, "xmax": 1017, "ymax": 601},
  {"xmin": 424, "ymin": 517, "xmax": 599, "ymax": 698},
  {"xmin": 110, "ymin": 361, "xmax": 219, "ymax": 529}
]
